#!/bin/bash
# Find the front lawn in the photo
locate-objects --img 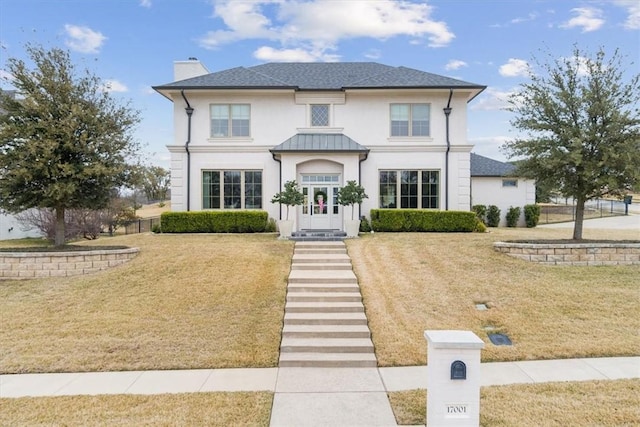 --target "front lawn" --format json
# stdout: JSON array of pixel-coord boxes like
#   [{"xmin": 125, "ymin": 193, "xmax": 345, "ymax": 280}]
[
  {"xmin": 0, "ymin": 234, "xmax": 293, "ymax": 374},
  {"xmin": 347, "ymin": 226, "xmax": 640, "ymax": 366}
]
